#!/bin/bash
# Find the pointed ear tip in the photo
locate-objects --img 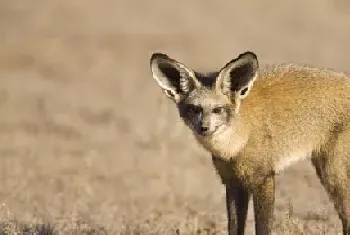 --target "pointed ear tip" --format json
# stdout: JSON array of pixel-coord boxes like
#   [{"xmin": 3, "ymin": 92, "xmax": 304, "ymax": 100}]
[
  {"xmin": 150, "ymin": 52, "xmax": 169, "ymax": 61},
  {"xmin": 240, "ymin": 51, "xmax": 258, "ymax": 60}
]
